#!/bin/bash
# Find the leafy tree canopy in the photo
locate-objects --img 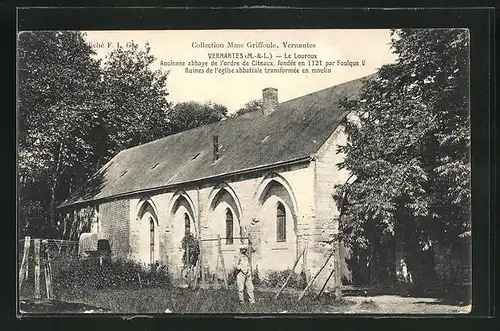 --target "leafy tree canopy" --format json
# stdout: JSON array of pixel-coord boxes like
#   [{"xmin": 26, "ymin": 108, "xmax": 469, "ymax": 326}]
[
  {"xmin": 18, "ymin": 32, "xmax": 229, "ymax": 238},
  {"xmin": 169, "ymin": 101, "xmax": 228, "ymax": 133},
  {"xmin": 336, "ymin": 29, "xmax": 470, "ymax": 253},
  {"xmin": 231, "ymin": 99, "xmax": 263, "ymax": 117},
  {"xmin": 18, "ymin": 31, "xmax": 103, "ymax": 233}
]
